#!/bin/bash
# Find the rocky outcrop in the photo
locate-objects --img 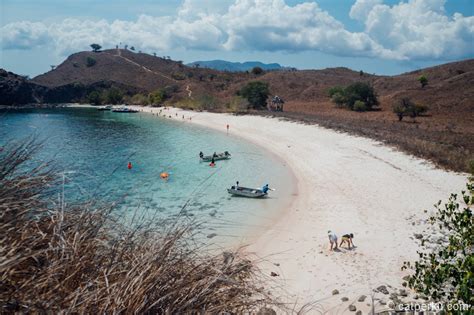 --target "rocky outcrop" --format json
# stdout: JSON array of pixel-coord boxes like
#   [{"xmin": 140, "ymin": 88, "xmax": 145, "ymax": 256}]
[{"xmin": 0, "ymin": 69, "xmax": 46, "ymax": 105}]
